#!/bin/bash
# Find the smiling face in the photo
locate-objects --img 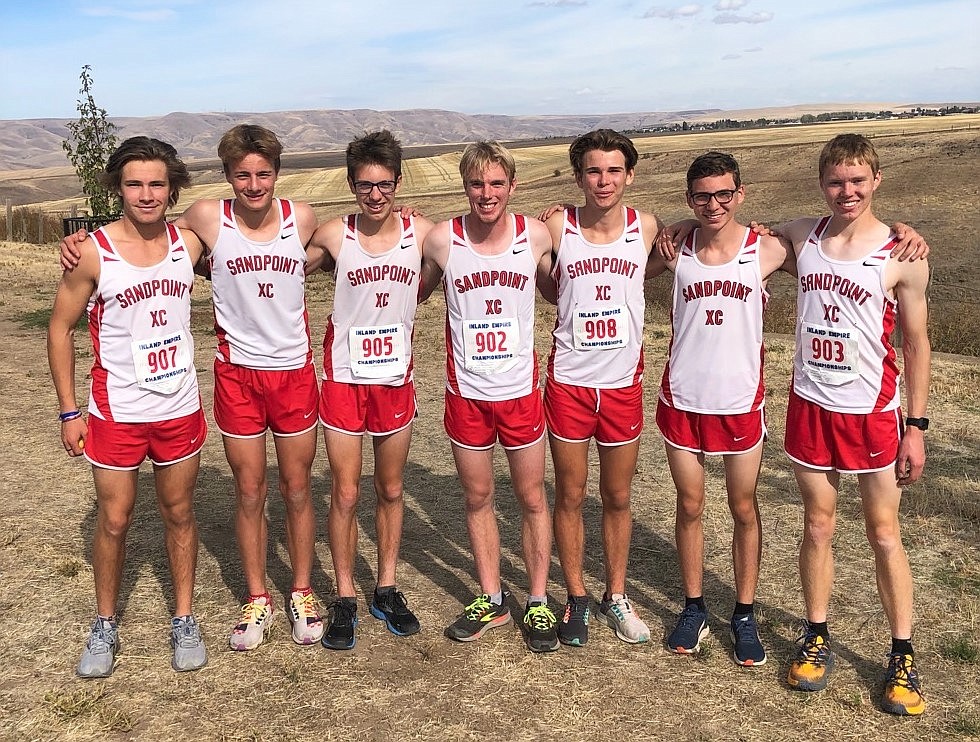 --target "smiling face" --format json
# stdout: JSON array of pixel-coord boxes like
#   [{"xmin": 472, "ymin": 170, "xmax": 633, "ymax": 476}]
[
  {"xmin": 820, "ymin": 160, "xmax": 881, "ymax": 222},
  {"xmin": 463, "ymin": 161, "xmax": 515, "ymax": 226},
  {"xmin": 119, "ymin": 159, "xmax": 170, "ymax": 226},
  {"xmin": 575, "ymin": 148, "xmax": 634, "ymax": 210},
  {"xmin": 225, "ymin": 153, "xmax": 278, "ymax": 214},
  {"xmin": 349, "ymin": 163, "xmax": 400, "ymax": 224},
  {"xmin": 687, "ymin": 172, "xmax": 744, "ymax": 231}
]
